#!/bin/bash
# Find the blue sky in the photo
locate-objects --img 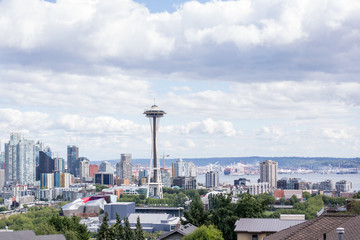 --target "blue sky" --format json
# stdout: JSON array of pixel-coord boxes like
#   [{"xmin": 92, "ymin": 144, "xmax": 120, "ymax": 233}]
[{"xmin": 1, "ymin": 0, "xmax": 360, "ymax": 161}]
